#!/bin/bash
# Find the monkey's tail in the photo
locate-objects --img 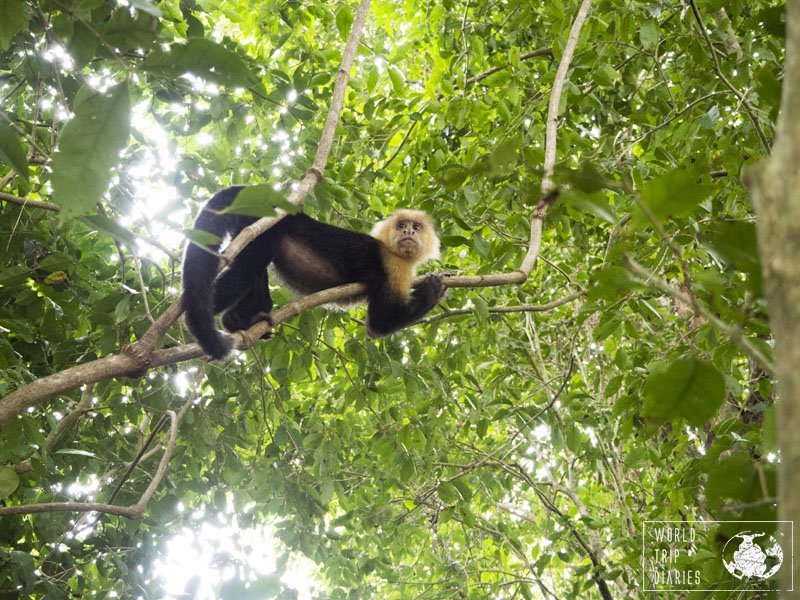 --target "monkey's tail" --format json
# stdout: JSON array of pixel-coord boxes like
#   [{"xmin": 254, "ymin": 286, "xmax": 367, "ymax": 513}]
[{"xmin": 182, "ymin": 187, "xmax": 245, "ymax": 360}]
